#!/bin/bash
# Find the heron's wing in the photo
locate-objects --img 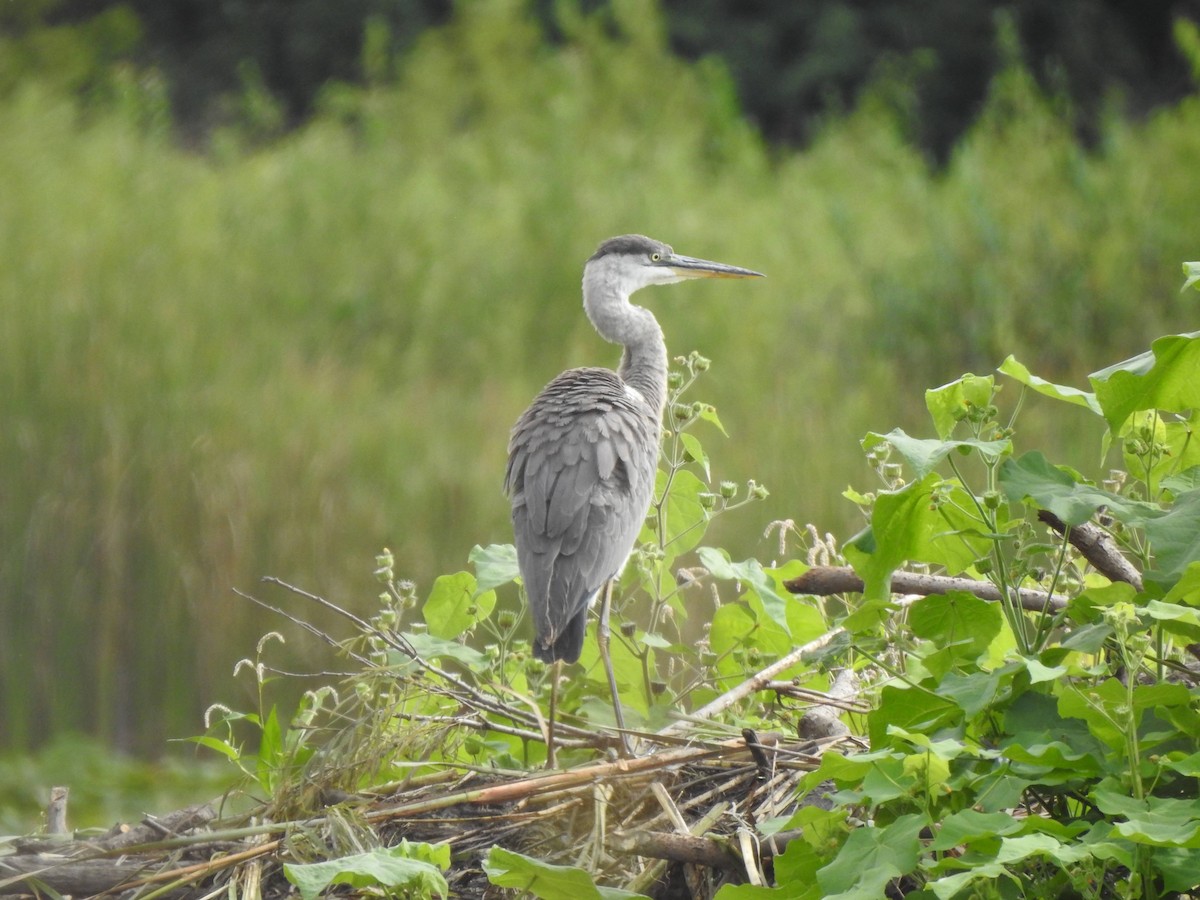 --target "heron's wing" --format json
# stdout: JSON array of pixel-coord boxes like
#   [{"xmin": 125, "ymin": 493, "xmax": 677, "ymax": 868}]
[{"xmin": 505, "ymin": 368, "xmax": 661, "ymax": 661}]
